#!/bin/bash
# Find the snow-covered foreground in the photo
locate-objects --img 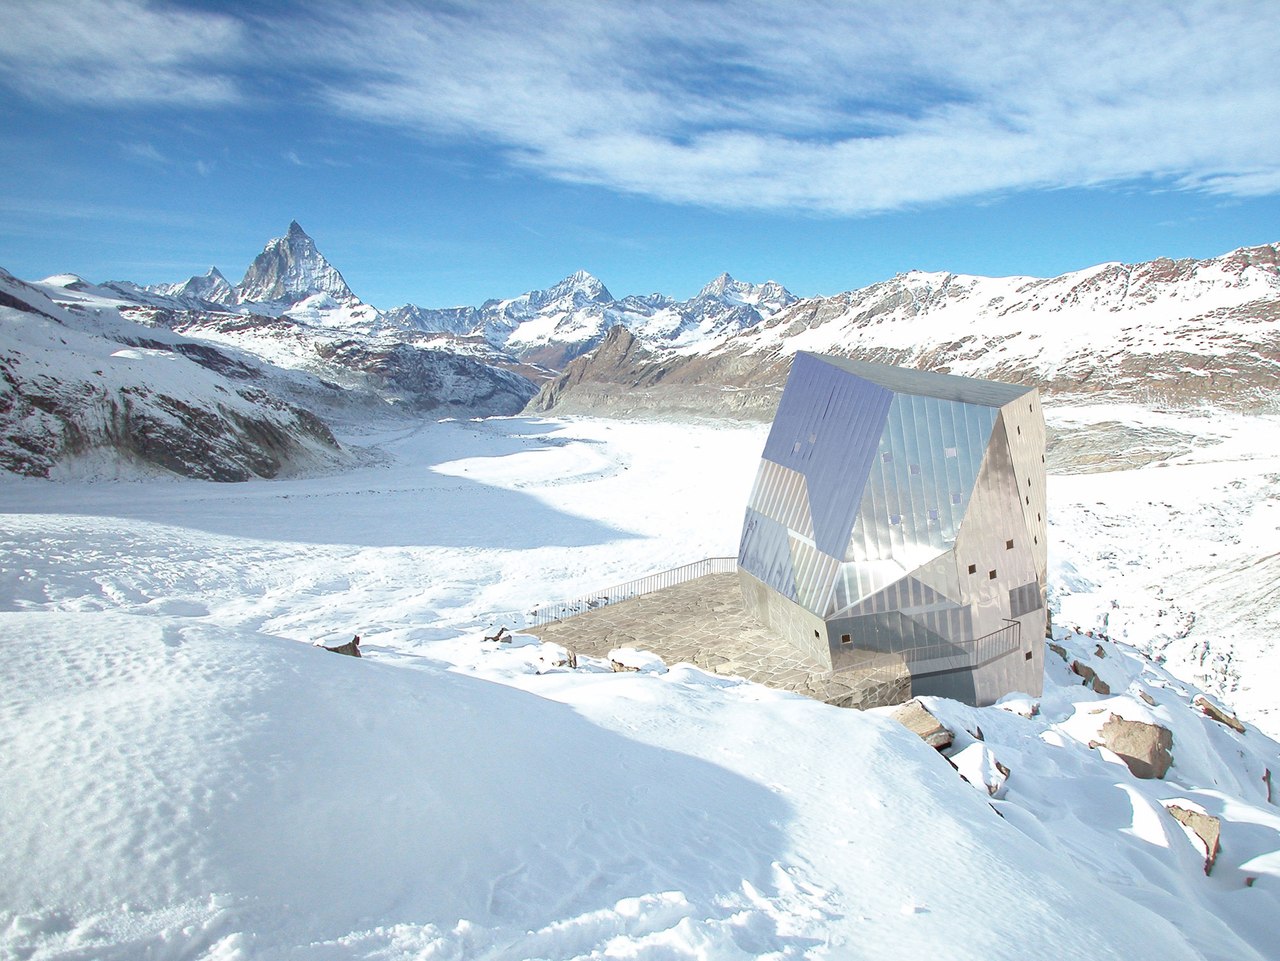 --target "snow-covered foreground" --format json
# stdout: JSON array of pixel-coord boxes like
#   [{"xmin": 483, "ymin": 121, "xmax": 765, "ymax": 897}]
[{"xmin": 2, "ymin": 411, "xmax": 1278, "ymax": 960}]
